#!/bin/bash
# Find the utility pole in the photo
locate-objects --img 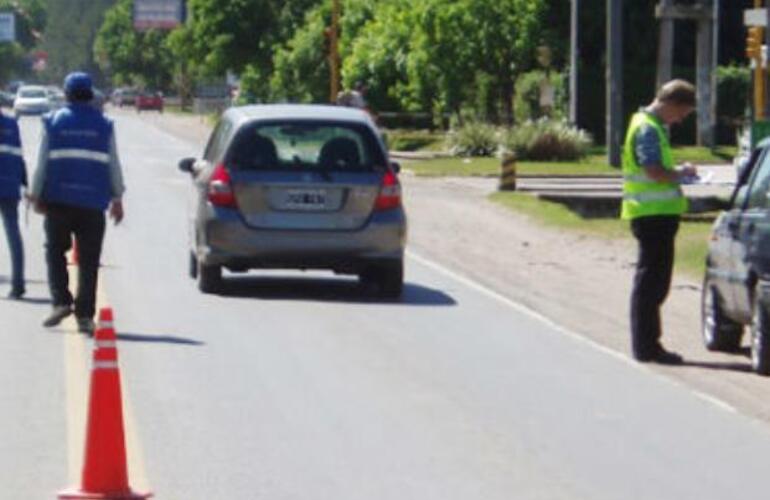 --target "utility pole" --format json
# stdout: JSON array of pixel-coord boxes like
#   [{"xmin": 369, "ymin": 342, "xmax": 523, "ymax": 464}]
[
  {"xmin": 607, "ymin": 0, "xmax": 623, "ymax": 167},
  {"xmin": 569, "ymin": 0, "xmax": 579, "ymax": 125},
  {"xmin": 656, "ymin": 0, "xmax": 674, "ymax": 90},
  {"xmin": 328, "ymin": 0, "xmax": 341, "ymax": 103}
]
